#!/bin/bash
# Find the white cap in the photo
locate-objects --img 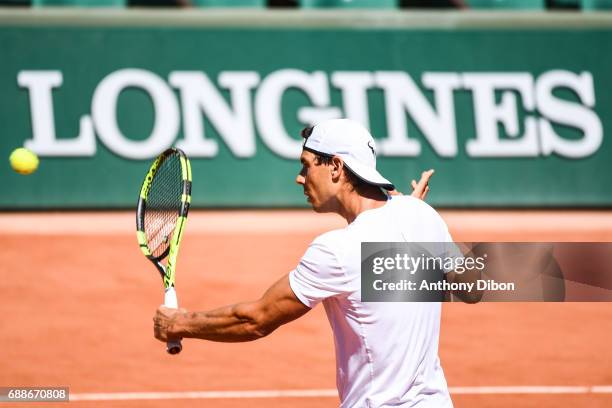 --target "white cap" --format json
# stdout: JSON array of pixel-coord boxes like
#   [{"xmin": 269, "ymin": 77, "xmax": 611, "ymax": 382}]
[{"xmin": 303, "ymin": 119, "xmax": 395, "ymax": 190}]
